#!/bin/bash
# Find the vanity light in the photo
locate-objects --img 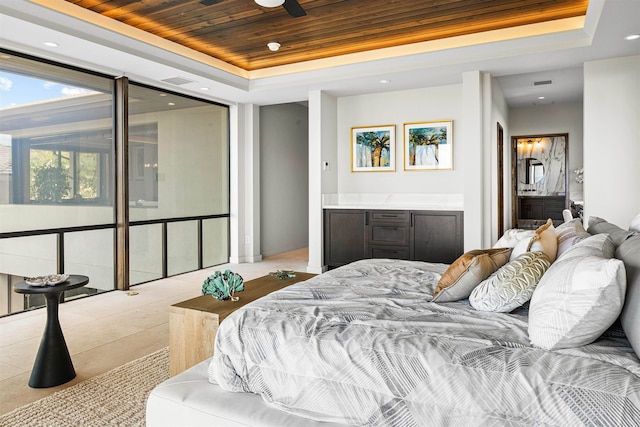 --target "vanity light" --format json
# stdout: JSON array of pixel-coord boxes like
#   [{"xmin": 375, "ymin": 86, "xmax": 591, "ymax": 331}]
[{"xmin": 624, "ymin": 34, "xmax": 640, "ymax": 40}]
